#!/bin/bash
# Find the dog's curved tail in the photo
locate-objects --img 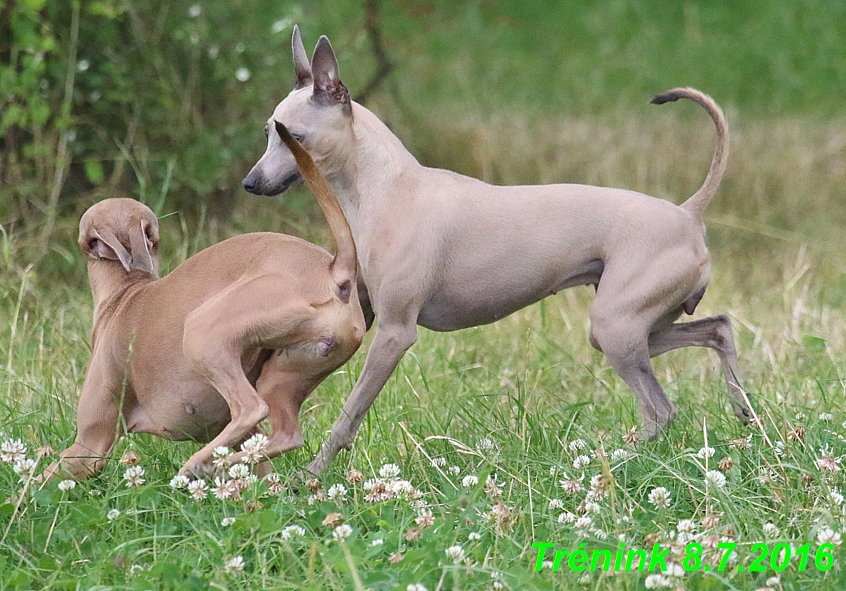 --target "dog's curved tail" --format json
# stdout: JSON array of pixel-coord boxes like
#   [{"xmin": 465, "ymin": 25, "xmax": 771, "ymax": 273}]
[
  {"xmin": 651, "ymin": 87, "xmax": 729, "ymax": 219},
  {"xmin": 275, "ymin": 121, "xmax": 357, "ymax": 301}
]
